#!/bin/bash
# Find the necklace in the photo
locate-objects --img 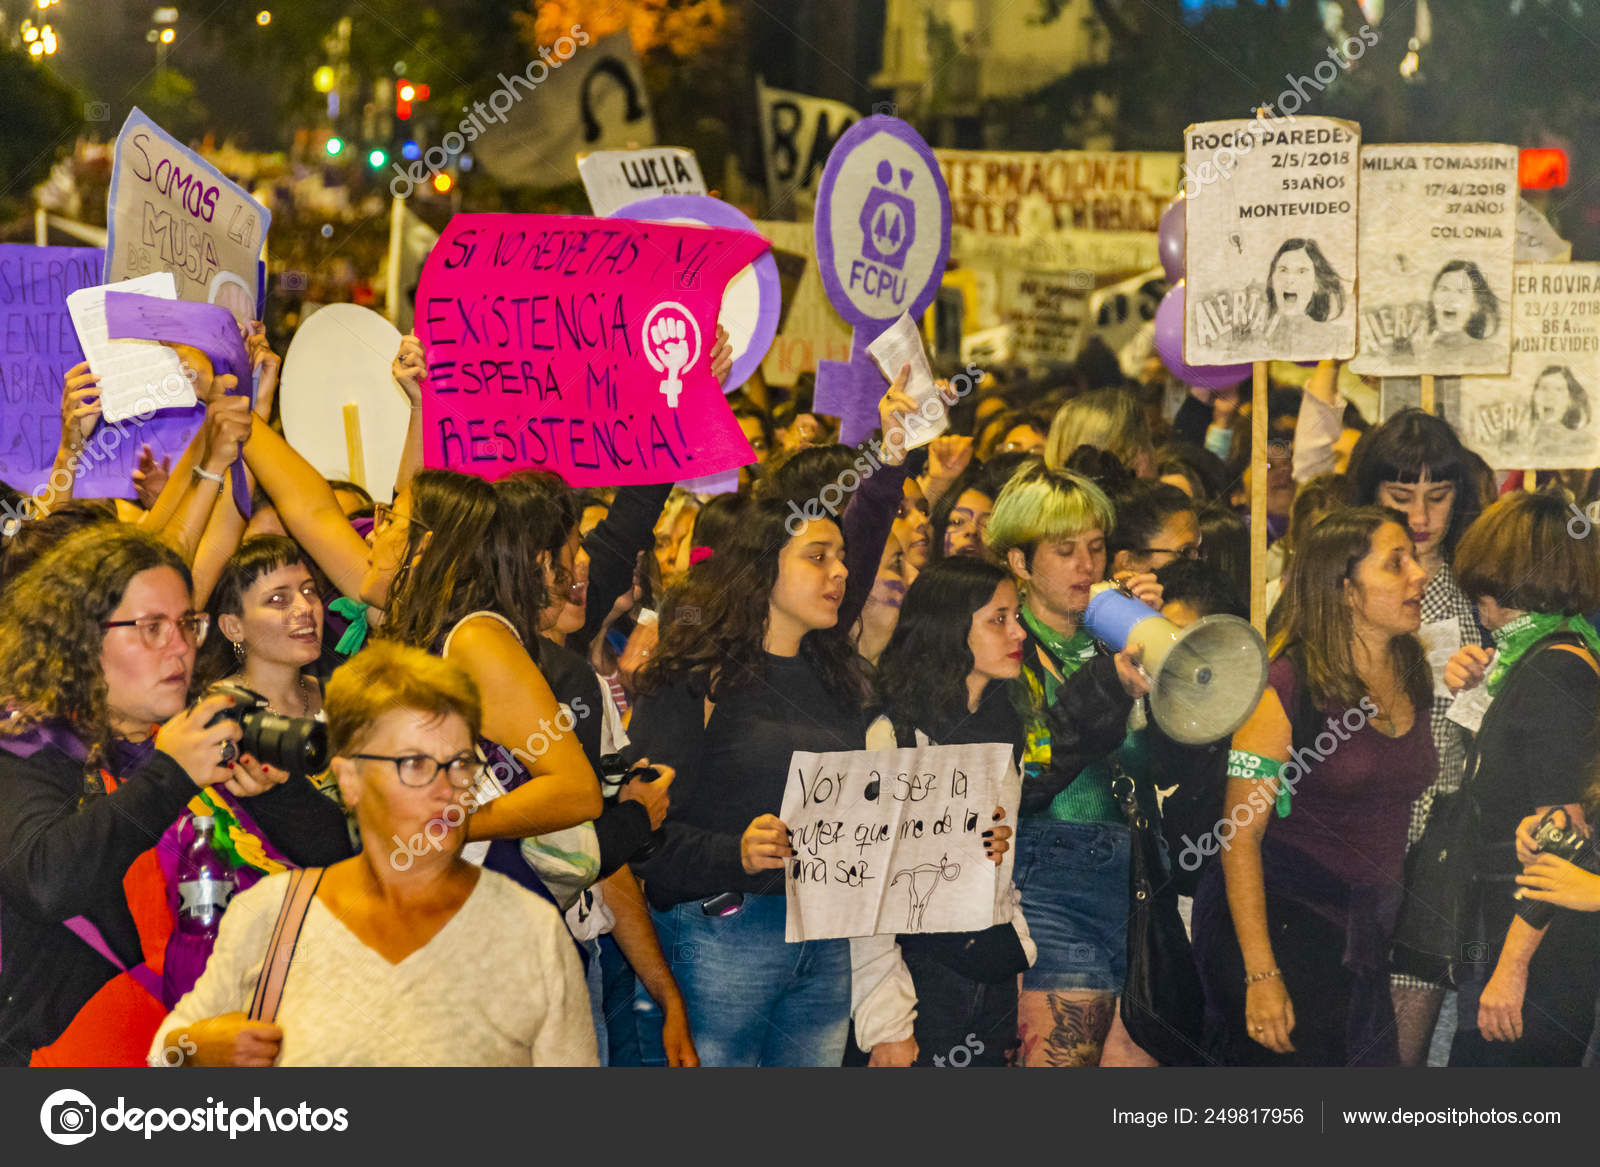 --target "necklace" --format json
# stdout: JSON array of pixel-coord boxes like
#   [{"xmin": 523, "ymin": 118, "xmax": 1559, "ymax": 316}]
[{"xmin": 234, "ymin": 672, "xmax": 314, "ymax": 717}]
